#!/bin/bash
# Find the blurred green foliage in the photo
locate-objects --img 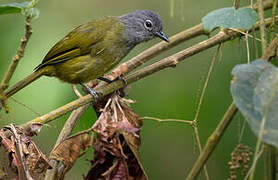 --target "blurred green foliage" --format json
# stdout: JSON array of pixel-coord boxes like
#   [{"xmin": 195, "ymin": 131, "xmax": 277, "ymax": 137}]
[{"xmin": 0, "ymin": 0, "xmax": 267, "ymax": 179}]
